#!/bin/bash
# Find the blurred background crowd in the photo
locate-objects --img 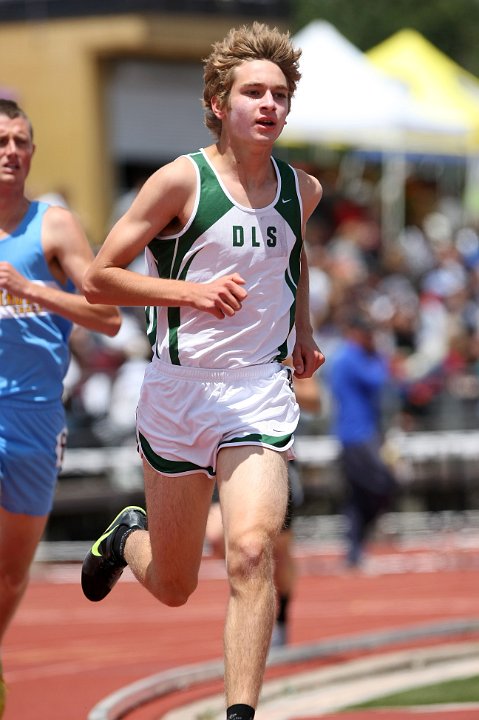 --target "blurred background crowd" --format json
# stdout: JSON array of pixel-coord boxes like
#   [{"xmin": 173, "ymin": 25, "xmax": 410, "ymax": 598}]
[
  {"xmin": 62, "ymin": 165, "xmax": 479, "ymax": 448},
  {"xmin": 4, "ymin": 0, "xmax": 479, "ymax": 545}
]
